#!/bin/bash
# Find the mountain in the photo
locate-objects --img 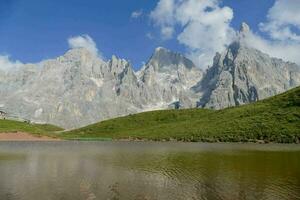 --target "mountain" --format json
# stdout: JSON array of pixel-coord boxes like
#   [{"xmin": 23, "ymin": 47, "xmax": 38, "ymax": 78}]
[
  {"xmin": 0, "ymin": 23, "xmax": 300, "ymax": 129},
  {"xmin": 138, "ymin": 47, "xmax": 203, "ymax": 109},
  {"xmin": 60, "ymin": 86, "xmax": 300, "ymax": 143},
  {"xmin": 2, "ymin": 86, "xmax": 299, "ymax": 143},
  {"xmin": 0, "ymin": 49, "xmax": 144, "ymax": 129},
  {"xmin": 194, "ymin": 23, "xmax": 300, "ymax": 109},
  {"xmin": 0, "ymin": 47, "xmax": 203, "ymax": 129}
]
